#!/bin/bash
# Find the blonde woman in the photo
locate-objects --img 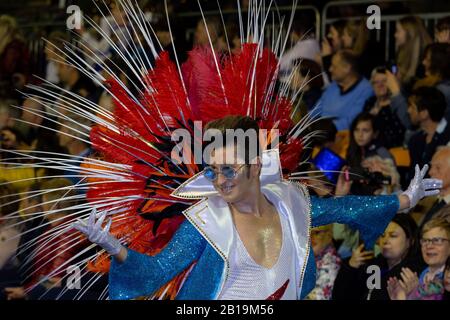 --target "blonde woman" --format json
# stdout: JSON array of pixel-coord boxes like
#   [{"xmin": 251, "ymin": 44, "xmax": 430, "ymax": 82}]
[{"xmin": 394, "ymin": 16, "xmax": 432, "ymax": 86}]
